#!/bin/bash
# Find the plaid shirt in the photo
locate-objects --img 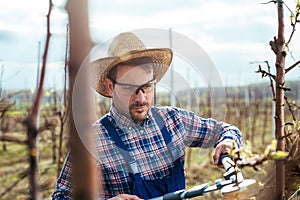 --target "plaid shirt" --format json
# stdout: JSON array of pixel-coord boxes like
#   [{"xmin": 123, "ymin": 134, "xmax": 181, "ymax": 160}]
[{"xmin": 52, "ymin": 106, "xmax": 242, "ymax": 199}]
